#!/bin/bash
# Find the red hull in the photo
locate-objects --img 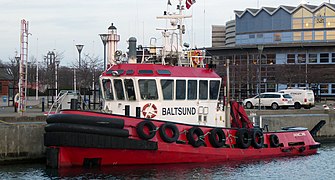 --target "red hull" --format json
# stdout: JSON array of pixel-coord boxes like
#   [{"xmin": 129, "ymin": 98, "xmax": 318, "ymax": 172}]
[{"xmin": 45, "ymin": 110, "xmax": 320, "ymax": 168}]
